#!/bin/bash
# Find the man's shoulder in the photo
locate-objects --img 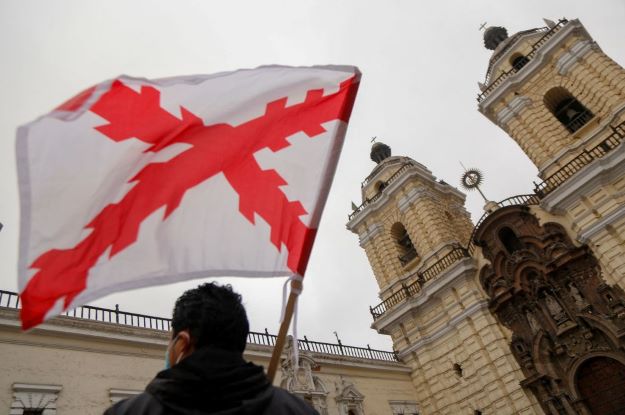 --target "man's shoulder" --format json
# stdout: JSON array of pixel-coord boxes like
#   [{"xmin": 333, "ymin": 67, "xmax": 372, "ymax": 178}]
[
  {"xmin": 103, "ymin": 385, "xmax": 318, "ymax": 415},
  {"xmin": 263, "ymin": 387, "xmax": 320, "ymax": 415},
  {"xmin": 103, "ymin": 392, "xmax": 164, "ymax": 415}
]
